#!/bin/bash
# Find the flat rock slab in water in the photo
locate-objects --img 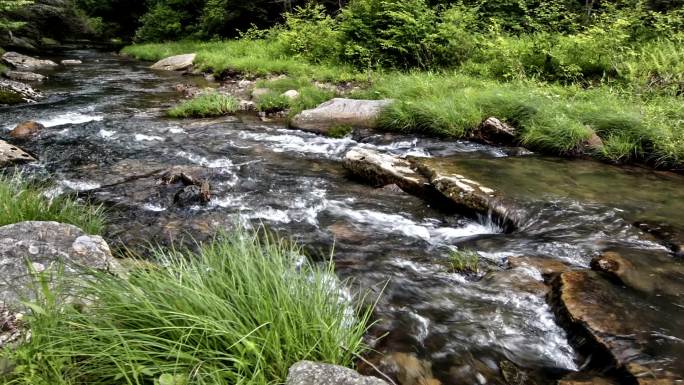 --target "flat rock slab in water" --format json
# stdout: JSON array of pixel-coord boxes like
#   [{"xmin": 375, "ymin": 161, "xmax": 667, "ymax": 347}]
[
  {"xmin": 554, "ymin": 270, "xmax": 684, "ymax": 383},
  {"xmin": 1, "ymin": 51, "xmax": 58, "ymax": 71},
  {"xmin": 344, "ymin": 147, "xmax": 430, "ymax": 196},
  {"xmin": 0, "ymin": 140, "xmax": 36, "ymax": 166},
  {"xmin": 0, "ymin": 78, "xmax": 43, "ymax": 103},
  {"xmin": 4, "ymin": 70, "xmax": 46, "ymax": 82}
]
